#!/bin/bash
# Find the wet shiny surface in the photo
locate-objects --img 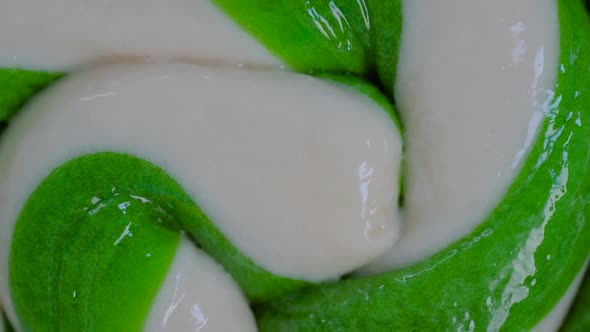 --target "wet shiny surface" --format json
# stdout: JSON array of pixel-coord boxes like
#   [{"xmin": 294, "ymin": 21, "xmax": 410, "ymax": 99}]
[
  {"xmin": 145, "ymin": 238, "xmax": 256, "ymax": 332},
  {"xmin": 255, "ymin": 1, "xmax": 590, "ymax": 330},
  {"xmin": 362, "ymin": 0, "xmax": 560, "ymax": 272},
  {"xmin": 0, "ymin": 0, "xmax": 589, "ymax": 331},
  {"xmin": 0, "ymin": 63, "xmax": 403, "ymax": 299}
]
